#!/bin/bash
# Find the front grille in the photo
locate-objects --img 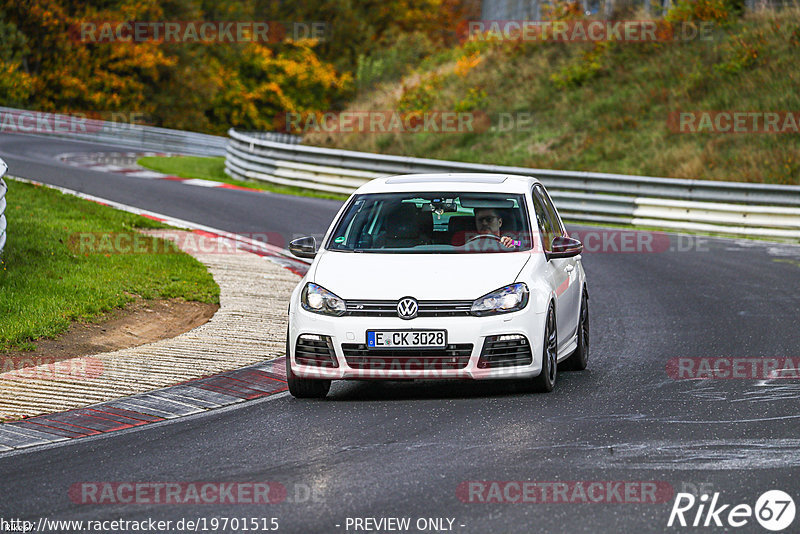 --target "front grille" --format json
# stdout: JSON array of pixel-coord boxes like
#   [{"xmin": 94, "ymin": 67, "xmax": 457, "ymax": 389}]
[
  {"xmin": 344, "ymin": 300, "xmax": 473, "ymax": 317},
  {"xmin": 477, "ymin": 335, "xmax": 533, "ymax": 368},
  {"xmin": 295, "ymin": 334, "xmax": 338, "ymax": 368},
  {"xmin": 341, "ymin": 343, "xmax": 473, "ymax": 370}
]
